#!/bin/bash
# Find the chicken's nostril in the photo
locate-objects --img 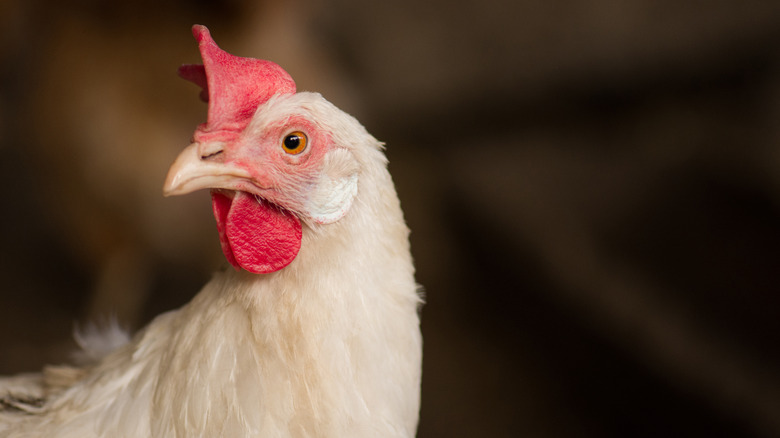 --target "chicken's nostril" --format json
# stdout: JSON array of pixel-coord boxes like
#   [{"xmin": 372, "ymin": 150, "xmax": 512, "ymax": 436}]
[
  {"xmin": 201, "ymin": 150, "xmax": 223, "ymax": 160},
  {"xmin": 197, "ymin": 142, "xmax": 225, "ymax": 161}
]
